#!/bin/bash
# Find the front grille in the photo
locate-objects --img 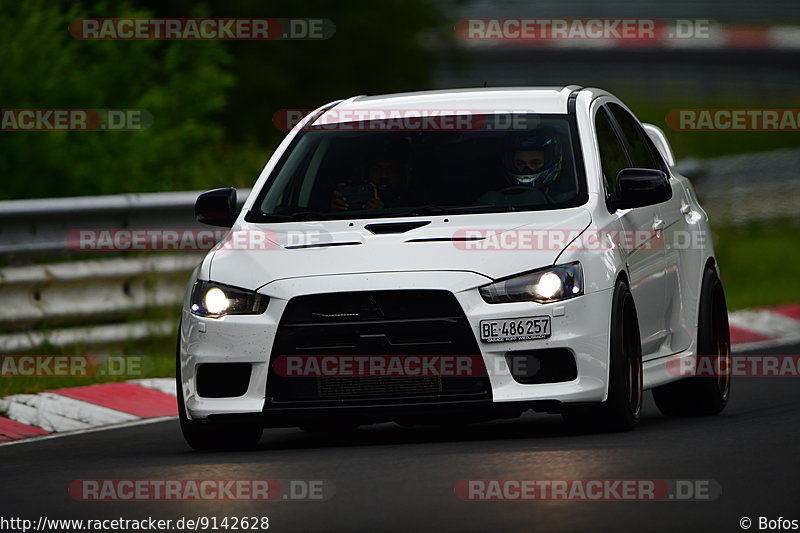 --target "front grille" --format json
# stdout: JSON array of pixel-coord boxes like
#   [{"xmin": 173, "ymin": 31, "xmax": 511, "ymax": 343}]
[
  {"xmin": 265, "ymin": 290, "xmax": 491, "ymax": 407},
  {"xmin": 319, "ymin": 376, "xmax": 441, "ymax": 399}
]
